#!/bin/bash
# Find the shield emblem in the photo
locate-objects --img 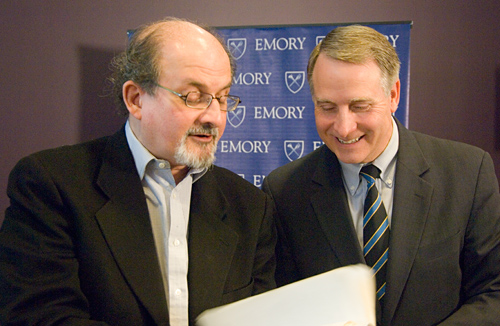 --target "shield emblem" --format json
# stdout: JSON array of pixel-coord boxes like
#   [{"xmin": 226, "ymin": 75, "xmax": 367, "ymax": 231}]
[
  {"xmin": 285, "ymin": 71, "xmax": 305, "ymax": 94},
  {"xmin": 284, "ymin": 140, "xmax": 304, "ymax": 161},
  {"xmin": 227, "ymin": 38, "xmax": 247, "ymax": 60},
  {"xmin": 227, "ymin": 106, "xmax": 246, "ymax": 128}
]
